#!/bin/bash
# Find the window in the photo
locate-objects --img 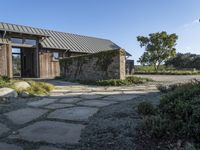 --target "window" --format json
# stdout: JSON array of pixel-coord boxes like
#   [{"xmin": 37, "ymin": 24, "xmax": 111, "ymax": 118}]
[
  {"xmin": 12, "ymin": 48, "xmax": 21, "ymax": 54},
  {"xmin": 24, "ymin": 39, "xmax": 36, "ymax": 45},
  {"xmin": 11, "ymin": 38, "xmax": 23, "ymax": 44},
  {"xmin": 53, "ymin": 52, "xmax": 59, "ymax": 60},
  {"xmin": 11, "ymin": 38, "xmax": 36, "ymax": 45}
]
